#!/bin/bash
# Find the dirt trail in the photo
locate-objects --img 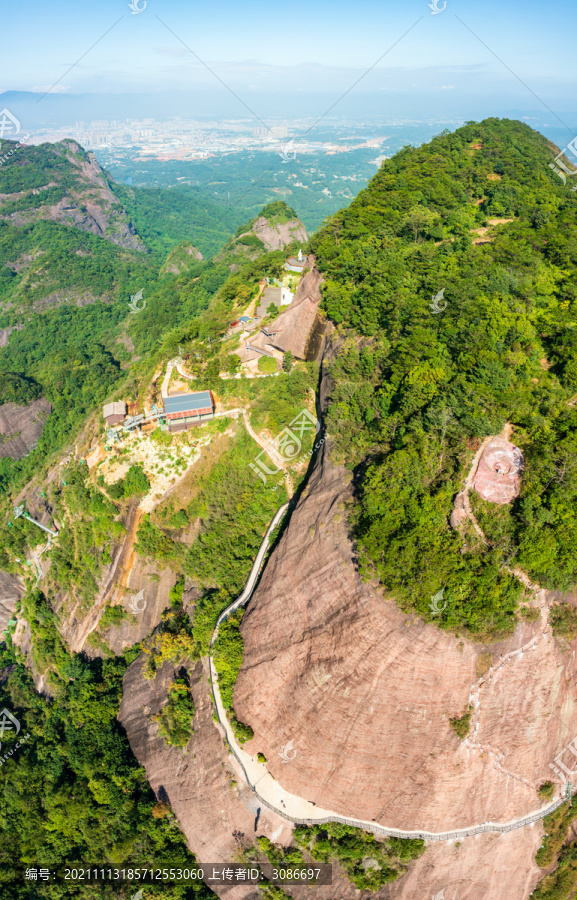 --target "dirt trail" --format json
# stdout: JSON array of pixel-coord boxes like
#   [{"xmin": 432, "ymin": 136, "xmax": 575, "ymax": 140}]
[
  {"xmin": 216, "ymin": 407, "xmax": 294, "ymax": 496},
  {"xmin": 459, "ymin": 426, "xmax": 555, "ymax": 792},
  {"xmin": 69, "ymin": 504, "xmax": 143, "ymax": 653}
]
